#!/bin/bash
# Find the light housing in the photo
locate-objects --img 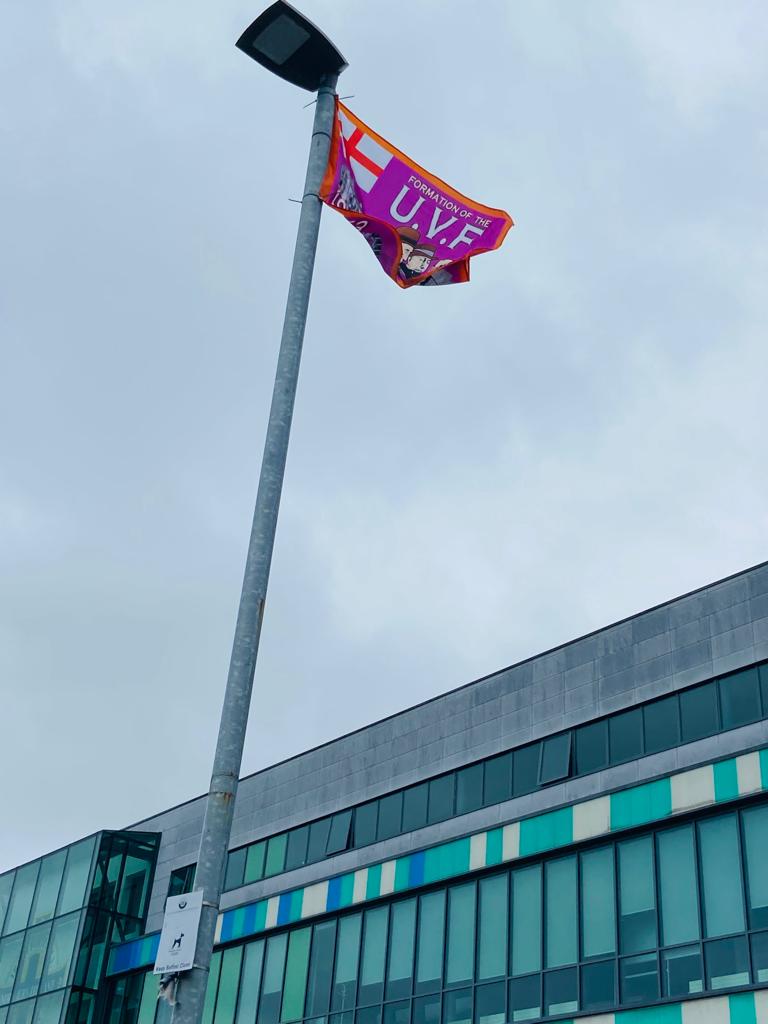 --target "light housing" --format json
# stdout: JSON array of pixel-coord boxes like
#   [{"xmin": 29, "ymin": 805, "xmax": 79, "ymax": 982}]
[{"xmin": 236, "ymin": 1, "xmax": 347, "ymax": 92}]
